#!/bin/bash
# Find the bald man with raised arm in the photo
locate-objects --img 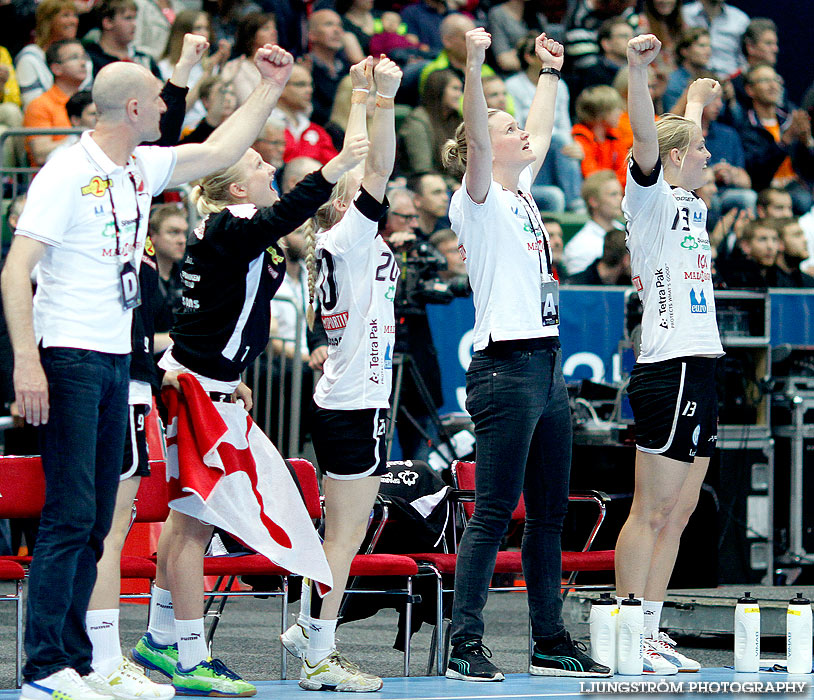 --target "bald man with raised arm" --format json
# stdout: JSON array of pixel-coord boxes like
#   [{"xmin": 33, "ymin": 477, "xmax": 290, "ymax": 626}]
[{"xmin": 0, "ymin": 42, "xmax": 295, "ymax": 700}]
